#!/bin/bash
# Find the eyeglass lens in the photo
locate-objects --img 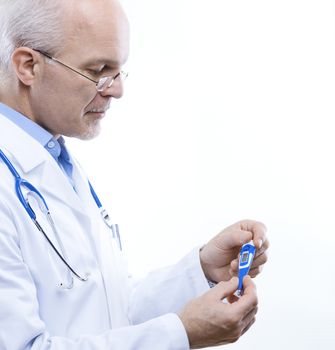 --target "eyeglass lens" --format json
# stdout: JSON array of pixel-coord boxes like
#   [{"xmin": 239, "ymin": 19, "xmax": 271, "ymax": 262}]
[{"xmin": 96, "ymin": 72, "xmax": 128, "ymax": 92}]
